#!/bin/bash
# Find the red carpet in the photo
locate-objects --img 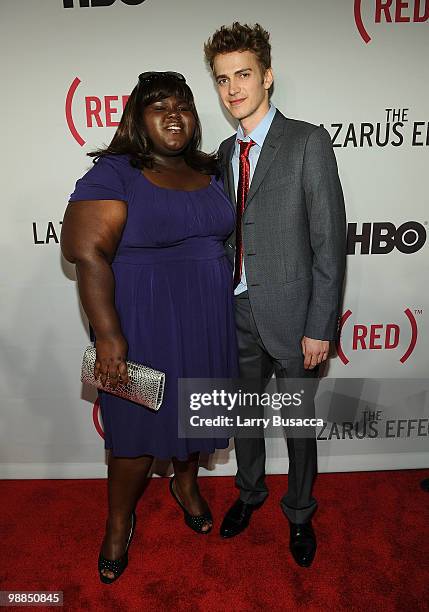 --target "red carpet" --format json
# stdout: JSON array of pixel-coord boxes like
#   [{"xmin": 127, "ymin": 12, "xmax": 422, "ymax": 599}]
[{"xmin": 1, "ymin": 471, "xmax": 428, "ymax": 611}]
